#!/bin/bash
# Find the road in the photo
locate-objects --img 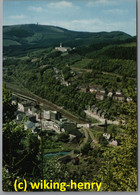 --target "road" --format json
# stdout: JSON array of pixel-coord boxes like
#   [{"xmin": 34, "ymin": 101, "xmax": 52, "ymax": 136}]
[
  {"xmin": 68, "ymin": 127, "xmax": 98, "ymax": 157},
  {"xmin": 78, "ymin": 127, "xmax": 98, "ymax": 150},
  {"xmin": 88, "ymin": 128, "xmax": 98, "ymax": 145},
  {"xmin": 71, "ymin": 67, "xmax": 136, "ymax": 81},
  {"xmin": 78, "ymin": 128, "xmax": 89, "ymax": 150},
  {"xmin": 85, "ymin": 110, "xmax": 119, "ymax": 125}
]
